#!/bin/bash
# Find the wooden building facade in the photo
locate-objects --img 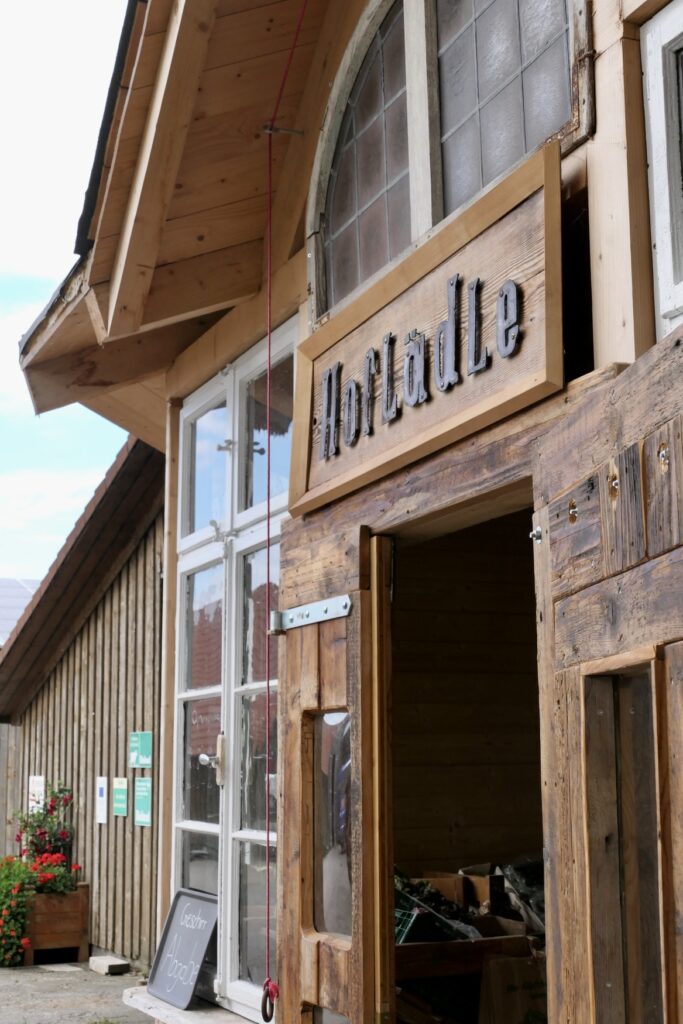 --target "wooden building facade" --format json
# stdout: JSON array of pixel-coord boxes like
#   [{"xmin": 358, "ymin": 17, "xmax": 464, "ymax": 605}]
[
  {"xmin": 15, "ymin": 0, "xmax": 683, "ymax": 1020},
  {"xmin": 0, "ymin": 440, "xmax": 164, "ymax": 968}
]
